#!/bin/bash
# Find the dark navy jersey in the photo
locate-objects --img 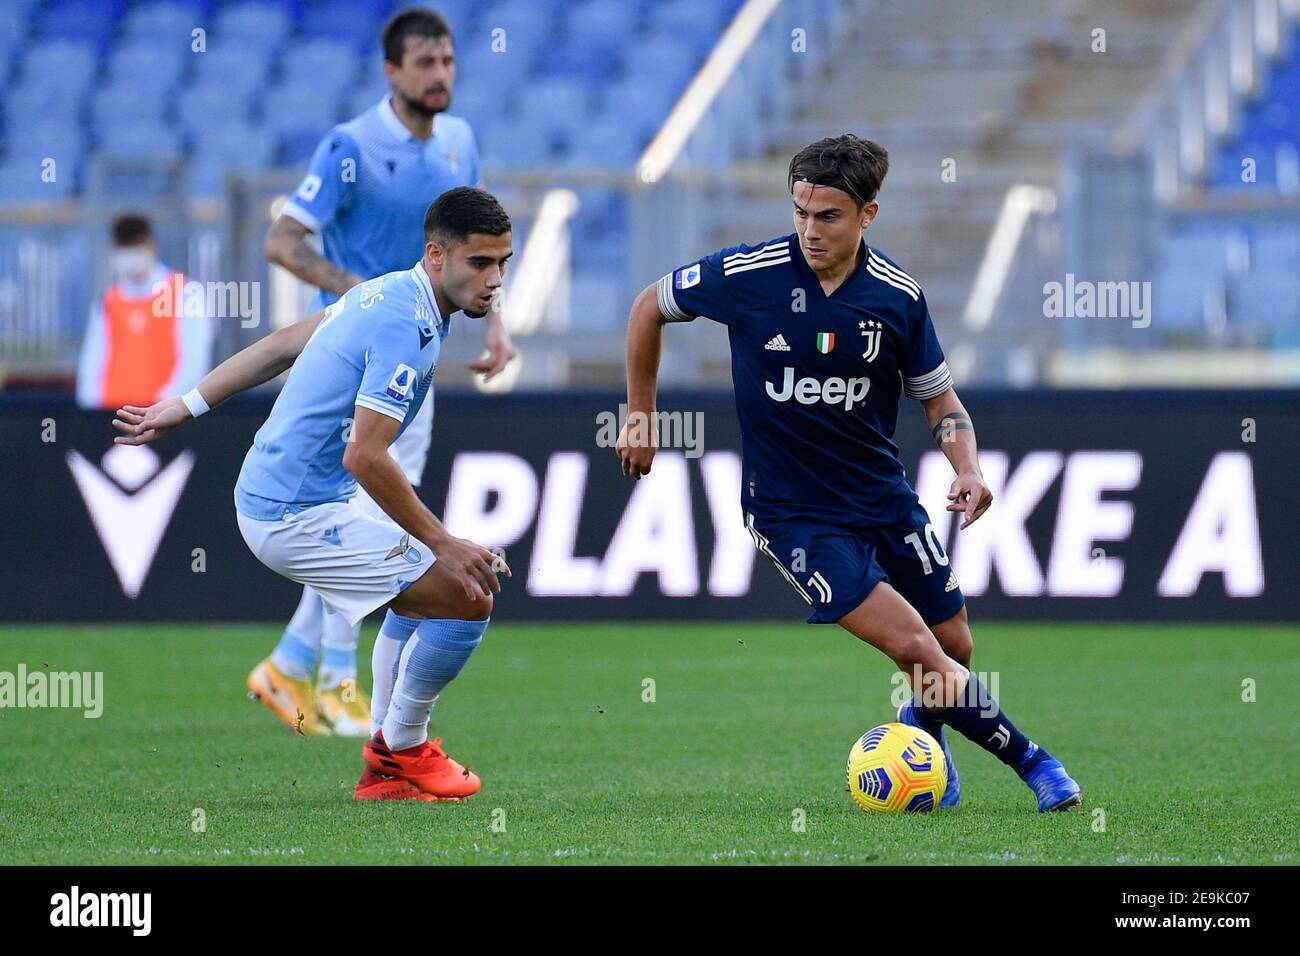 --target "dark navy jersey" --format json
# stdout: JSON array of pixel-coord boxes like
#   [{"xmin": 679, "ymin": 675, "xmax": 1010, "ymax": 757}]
[{"xmin": 655, "ymin": 233, "xmax": 953, "ymax": 528}]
